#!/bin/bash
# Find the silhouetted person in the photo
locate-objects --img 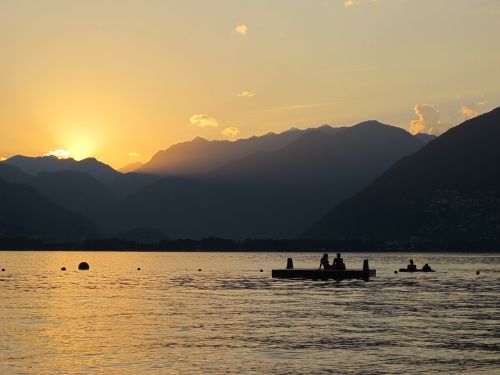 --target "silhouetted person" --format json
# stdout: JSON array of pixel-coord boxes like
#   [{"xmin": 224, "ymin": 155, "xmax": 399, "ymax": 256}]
[
  {"xmin": 332, "ymin": 253, "xmax": 346, "ymax": 270},
  {"xmin": 407, "ymin": 259, "xmax": 417, "ymax": 271},
  {"xmin": 319, "ymin": 253, "xmax": 331, "ymax": 270},
  {"xmin": 422, "ymin": 263, "xmax": 433, "ymax": 272}
]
